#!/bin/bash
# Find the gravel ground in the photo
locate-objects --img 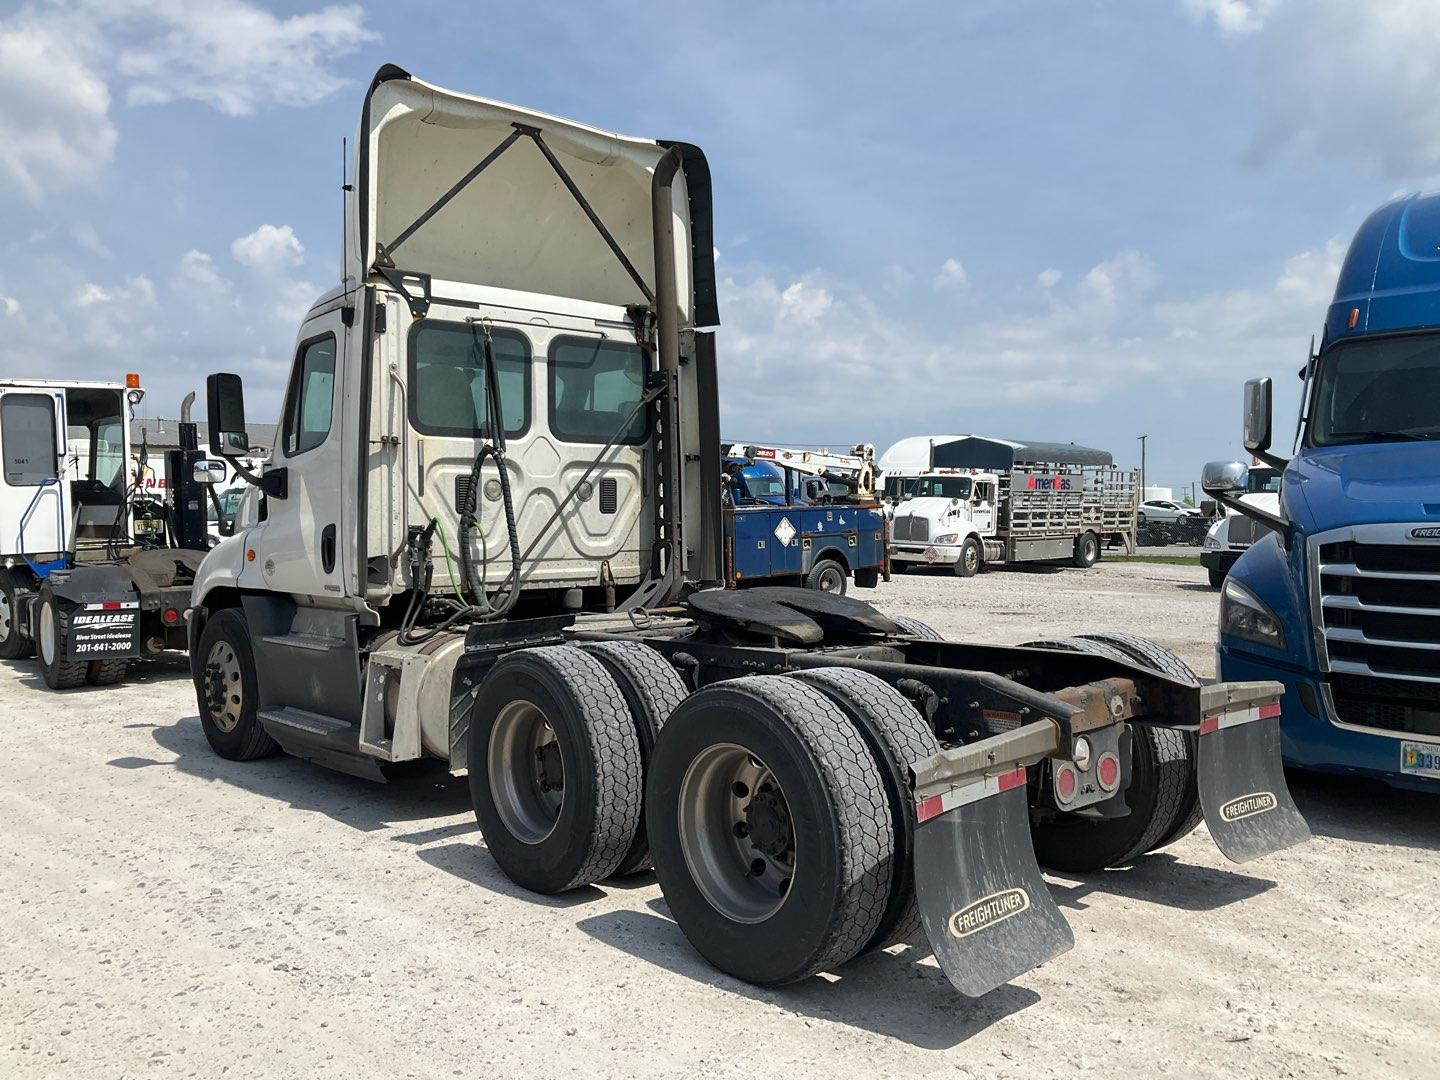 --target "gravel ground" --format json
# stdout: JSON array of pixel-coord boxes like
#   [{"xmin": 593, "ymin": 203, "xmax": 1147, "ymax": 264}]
[{"xmin": 3, "ymin": 560, "xmax": 1437, "ymax": 1079}]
